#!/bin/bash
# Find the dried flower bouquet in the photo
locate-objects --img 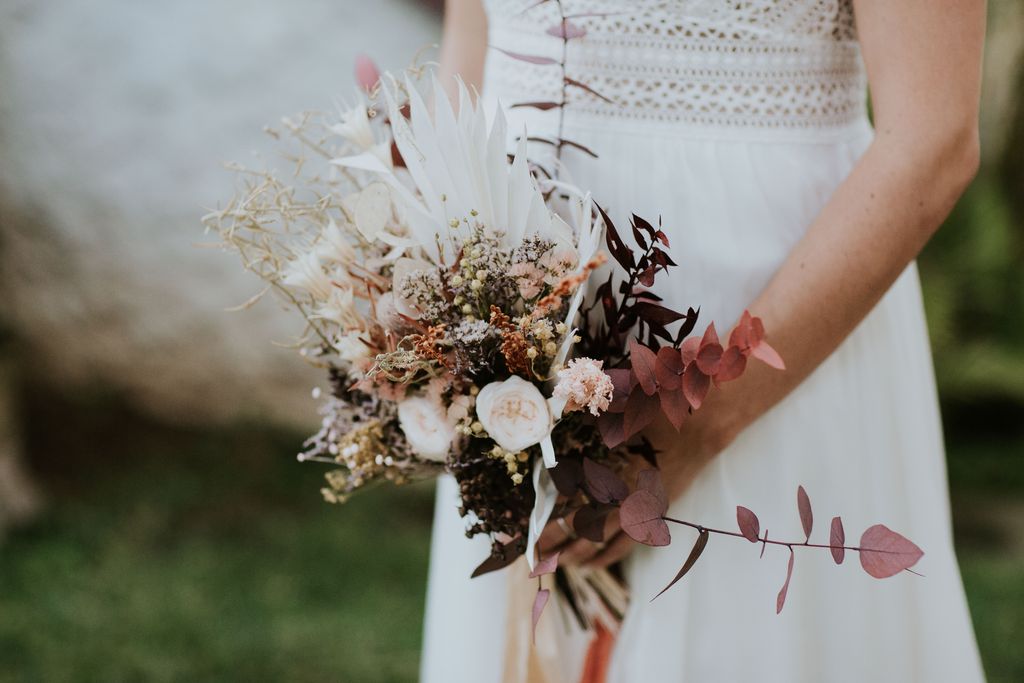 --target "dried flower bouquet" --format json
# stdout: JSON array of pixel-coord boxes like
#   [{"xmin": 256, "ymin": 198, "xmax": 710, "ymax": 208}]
[{"xmin": 204, "ymin": 62, "xmax": 923, "ymax": 635}]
